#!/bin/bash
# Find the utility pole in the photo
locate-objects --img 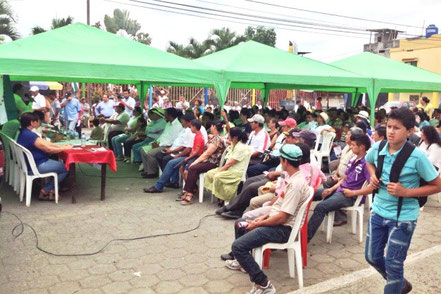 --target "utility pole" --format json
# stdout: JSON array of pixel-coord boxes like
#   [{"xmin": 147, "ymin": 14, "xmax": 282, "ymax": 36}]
[{"xmin": 87, "ymin": 0, "xmax": 90, "ymax": 25}]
